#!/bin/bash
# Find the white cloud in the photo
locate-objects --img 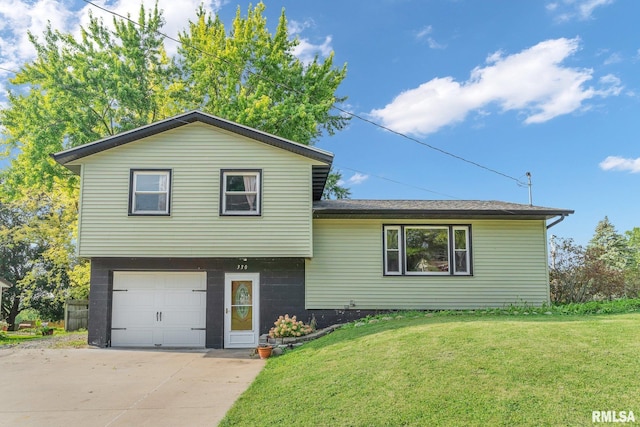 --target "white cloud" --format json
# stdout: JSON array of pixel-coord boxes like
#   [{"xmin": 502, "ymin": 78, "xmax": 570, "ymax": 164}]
[
  {"xmin": 288, "ymin": 19, "xmax": 314, "ymax": 35},
  {"xmin": 288, "ymin": 18, "xmax": 334, "ymax": 64},
  {"xmin": 369, "ymin": 38, "xmax": 623, "ymax": 136},
  {"xmin": 416, "ymin": 25, "xmax": 433, "ymax": 39},
  {"xmin": 415, "ymin": 25, "xmax": 446, "ymax": 50},
  {"xmin": 578, "ymin": 0, "xmax": 614, "ymax": 19},
  {"xmin": 547, "ymin": 0, "xmax": 614, "ymax": 22},
  {"xmin": 603, "ymin": 52, "xmax": 622, "ymax": 65},
  {"xmin": 599, "ymin": 156, "xmax": 640, "ymax": 173},
  {"xmin": 0, "ymin": 1, "xmax": 223, "ymax": 84},
  {"xmin": 292, "ymin": 36, "xmax": 333, "ymax": 65},
  {"xmin": 347, "ymin": 172, "xmax": 369, "ymax": 185}
]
